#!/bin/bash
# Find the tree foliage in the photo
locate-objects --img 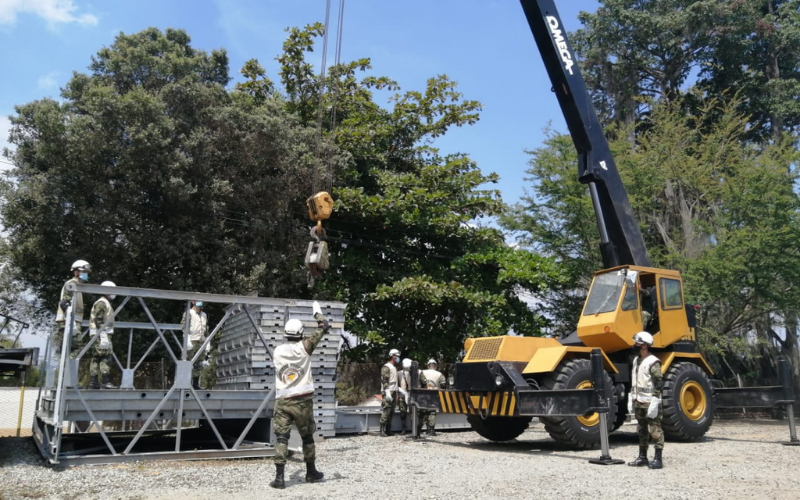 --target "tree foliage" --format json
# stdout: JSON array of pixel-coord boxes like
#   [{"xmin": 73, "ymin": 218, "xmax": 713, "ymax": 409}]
[{"xmin": 1, "ymin": 28, "xmax": 326, "ymax": 316}]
